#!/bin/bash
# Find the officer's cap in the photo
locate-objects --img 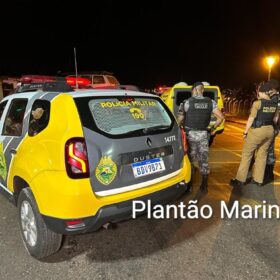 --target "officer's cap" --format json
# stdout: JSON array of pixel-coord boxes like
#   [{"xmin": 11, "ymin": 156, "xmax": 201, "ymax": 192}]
[
  {"xmin": 259, "ymin": 82, "xmax": 272, "ymax": 93},
  {"xmin": 192, "ymin": 82, "xmax": 204, "ymax": 90}
]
